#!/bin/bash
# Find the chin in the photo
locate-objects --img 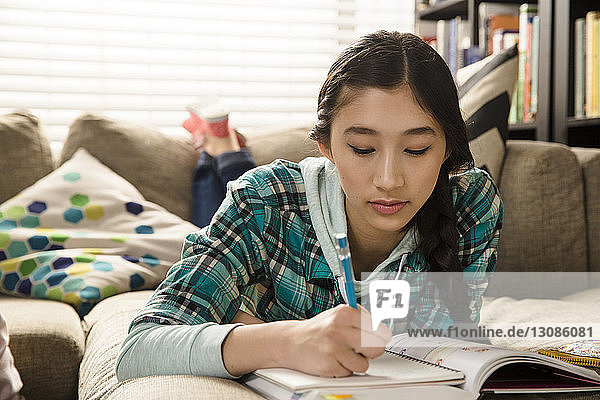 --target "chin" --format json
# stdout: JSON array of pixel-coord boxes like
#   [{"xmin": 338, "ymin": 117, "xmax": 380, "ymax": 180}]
[{"xmin": 369, "ymin": 215, "xmax": 410, "ymax": 233}]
